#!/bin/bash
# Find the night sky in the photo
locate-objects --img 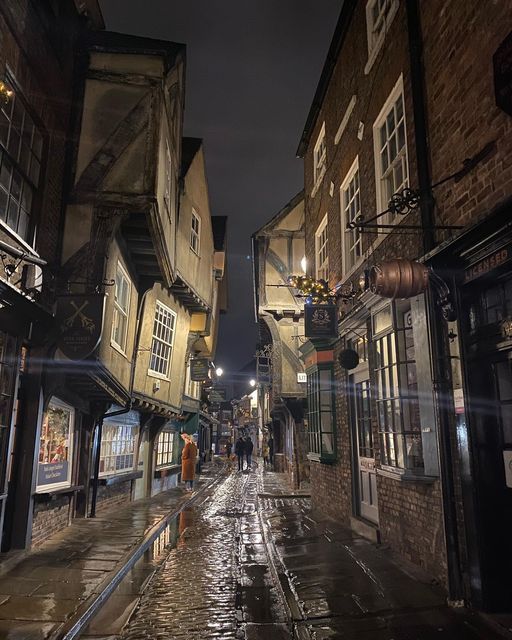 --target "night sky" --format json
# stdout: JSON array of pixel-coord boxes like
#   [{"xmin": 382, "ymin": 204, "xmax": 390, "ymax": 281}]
[{"xmin": 100, "ymin": 0, "xmax": 341, "ymax": 375}]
